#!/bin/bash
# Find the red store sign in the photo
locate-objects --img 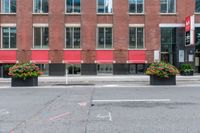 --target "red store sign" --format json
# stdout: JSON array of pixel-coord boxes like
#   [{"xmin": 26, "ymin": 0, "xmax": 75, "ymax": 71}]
[{"xmin": 185, "ymin": 16, "xmax": 191, "ymax": 32}]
